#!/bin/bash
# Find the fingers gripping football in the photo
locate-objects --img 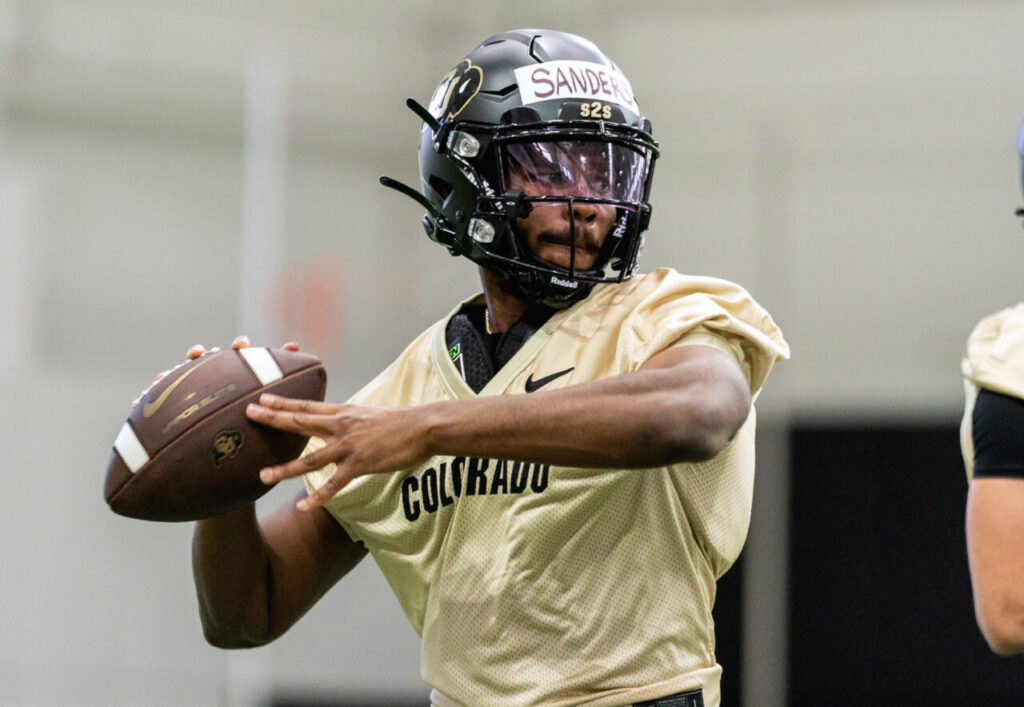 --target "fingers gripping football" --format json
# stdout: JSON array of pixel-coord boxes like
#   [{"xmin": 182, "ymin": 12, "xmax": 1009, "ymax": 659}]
[
  {"xmin": 130, "ymin": 338, "xmax": 298, "ymax": 411},
  {"xmin": 246, "ymin": 396, "xmax": 432, "ymax": 511},
  {"xmin": 108, "ymin": 342, "xmax": 326, "ymax": 521},
  {"xmin": 247, "ymin": 397, "xmax": 368, "ymax": 487}
]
